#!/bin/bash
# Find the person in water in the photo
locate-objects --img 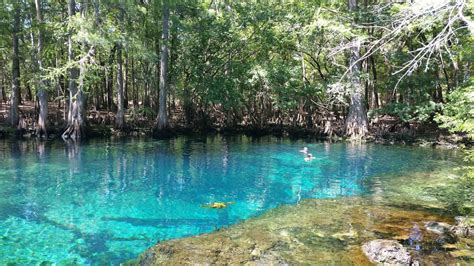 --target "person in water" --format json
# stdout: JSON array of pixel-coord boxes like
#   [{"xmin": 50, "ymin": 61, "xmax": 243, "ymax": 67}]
[
  {"xmin": 299, "ymin": 147, "xmax": 308, "ymax": 154},
  {"xmin": 304, "ymin": 153, "xmax": 315, "ymax": 162}
]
